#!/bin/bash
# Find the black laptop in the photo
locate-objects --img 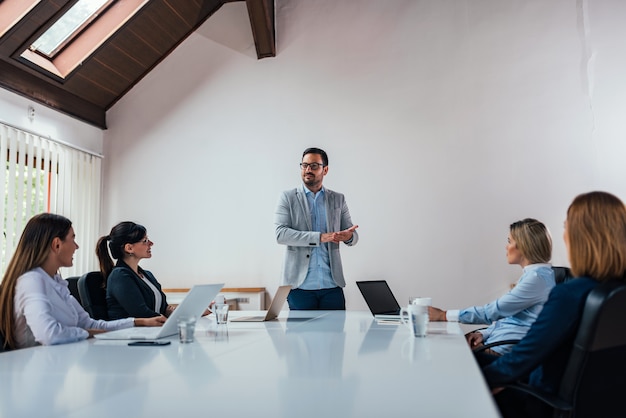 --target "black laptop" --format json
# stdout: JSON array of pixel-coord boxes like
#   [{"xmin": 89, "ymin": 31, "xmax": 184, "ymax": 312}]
[{"xmin": 356, "ymin": 280, "xmax": 402, "ymax": 320}]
